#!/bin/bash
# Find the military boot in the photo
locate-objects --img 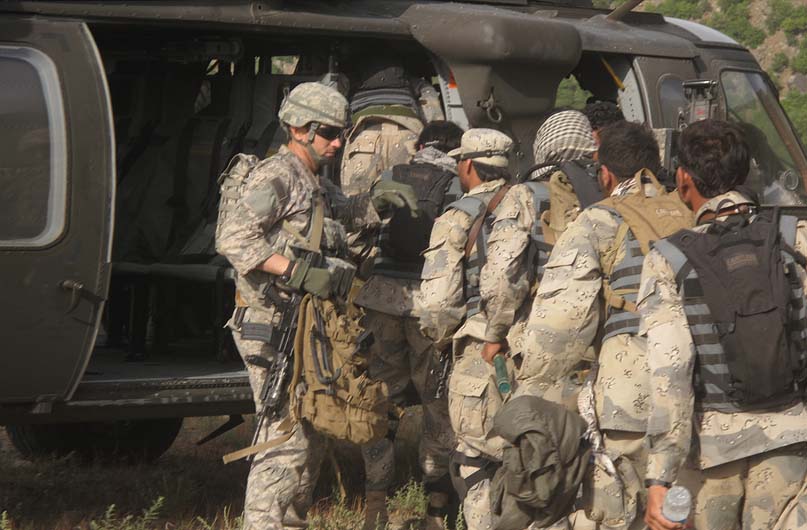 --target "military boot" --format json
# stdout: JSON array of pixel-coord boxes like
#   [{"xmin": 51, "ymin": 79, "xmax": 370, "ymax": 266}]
[
  {"xmin": 364, "ymin": 490, "xmax": 389, "ymax": 530},
  {"xmin": 424, "ymin": 491, "xmax": 449, "ymax": 530}
]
